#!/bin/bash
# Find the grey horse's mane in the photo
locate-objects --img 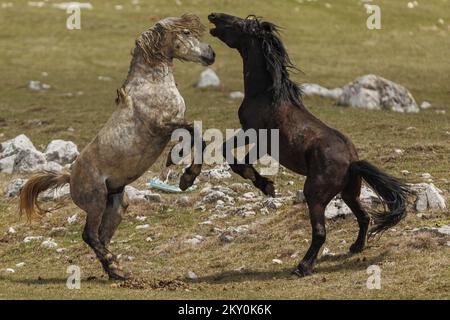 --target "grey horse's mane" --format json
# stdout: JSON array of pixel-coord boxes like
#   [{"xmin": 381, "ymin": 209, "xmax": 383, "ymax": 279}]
[{"xmin": 136, "ymin": 13, "xmax": 206, "ymax": 65}]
